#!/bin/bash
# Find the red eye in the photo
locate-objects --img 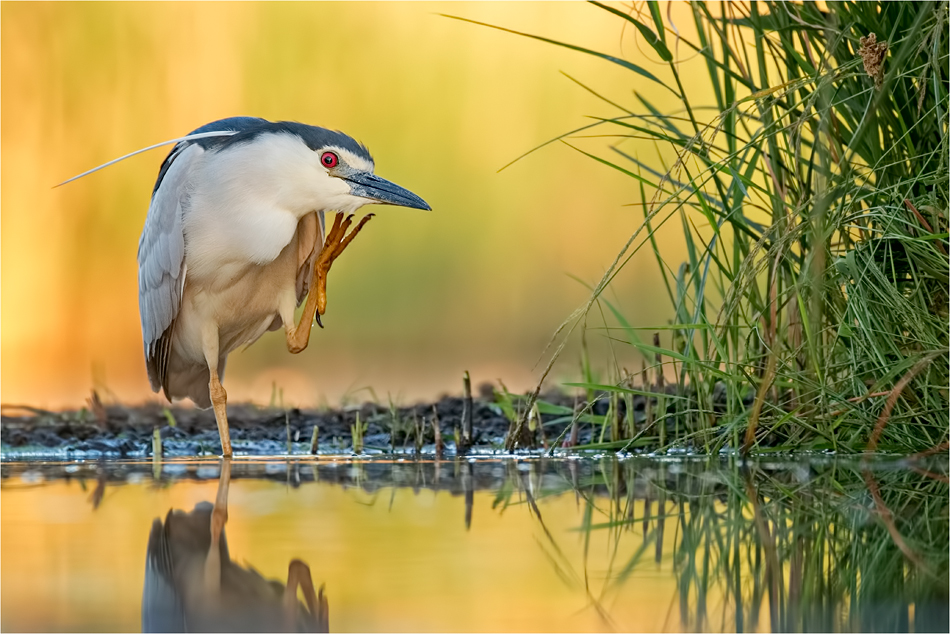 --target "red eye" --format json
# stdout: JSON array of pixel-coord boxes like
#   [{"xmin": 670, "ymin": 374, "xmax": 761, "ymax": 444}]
[{"xmin": 321, "ymin": 152, "xmax": 338, "ymax": 168}]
